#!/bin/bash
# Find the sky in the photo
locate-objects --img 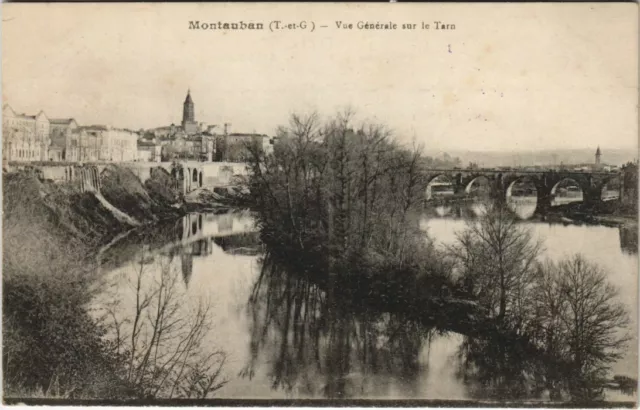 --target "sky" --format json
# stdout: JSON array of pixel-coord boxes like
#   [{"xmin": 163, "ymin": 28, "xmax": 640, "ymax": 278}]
[{"xmin": 2, "ymin": 3, "xmax": 638, "ymax": 152}]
